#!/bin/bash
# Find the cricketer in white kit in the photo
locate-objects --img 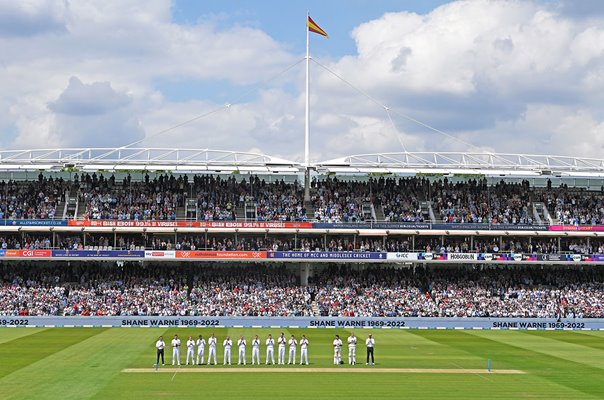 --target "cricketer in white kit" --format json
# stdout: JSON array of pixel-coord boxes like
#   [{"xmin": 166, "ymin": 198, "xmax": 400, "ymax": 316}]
[
  {"xmin": 223, "ymin": 336, "xmax": 233, "ymax": 365},
  {"xmin": 333, "ymin": 335, "xmax": 343, "ymax": 365},
  {"xmin": 196, "ymin": 334, "xmax": 206, "ymax": 365},
  {"xmin": 277, "ymin": 333, "xmax": 287, "ymax": 365},
  {"xmin": 207, "ymin": 334, "xmax": 218, "ymax": 365},
  {"xmin": 251, "ymin": 335, "xmax": 261, "ymax": 365},
  {"xmin": 299, "ymin": 335, "xmax": 309, "ymax": 365},
  {"xmin": 186, "ymin": 336, "xmax": 195, "ymax": 365},
  {"xmin": 171, "ymin": 334, "xmax": 181, "ymax": 366},
  {"xmin": 237, "ymin": 336, "xmax": 247, "ymax": 365},
  {"xmin": 347, "ymin": 333, "xmax": 357, "ymax": 365},
  {"xmin": 288, "ymin": 335, "xmax": 297, "ymax": 365},
  {"xmin": 266, "ymin": 334, "xmax": 275, "ymax": 365}
]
